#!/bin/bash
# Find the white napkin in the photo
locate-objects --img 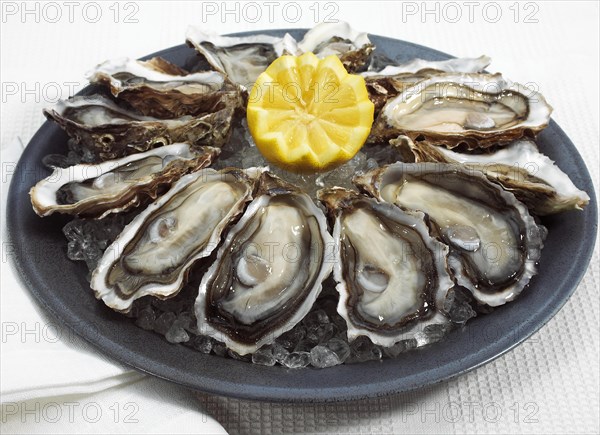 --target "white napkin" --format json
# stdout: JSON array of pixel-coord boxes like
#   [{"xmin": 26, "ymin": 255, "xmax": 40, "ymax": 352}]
[
  {"xmin": 1, "ymin": 376, "xmax": 227, "ymax": 434},
  {"xmin": 0, "ymin": 139, "xmax": 134, "ymax": 401},
  {"xmin": 0, "ymin": 139, "xmax": 225, "ymax": 434}
]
